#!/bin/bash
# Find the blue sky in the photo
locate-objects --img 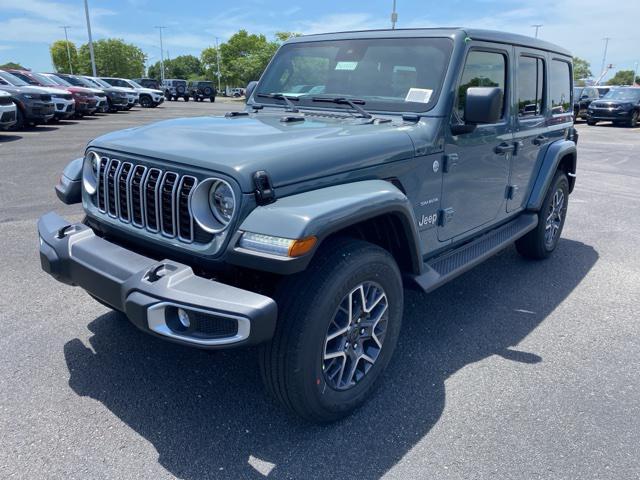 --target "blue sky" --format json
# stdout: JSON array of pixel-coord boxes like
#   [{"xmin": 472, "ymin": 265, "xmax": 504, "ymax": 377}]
[{"xmin": 0, "ymin": 0, "xmax": 638, "ymax": 80}]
